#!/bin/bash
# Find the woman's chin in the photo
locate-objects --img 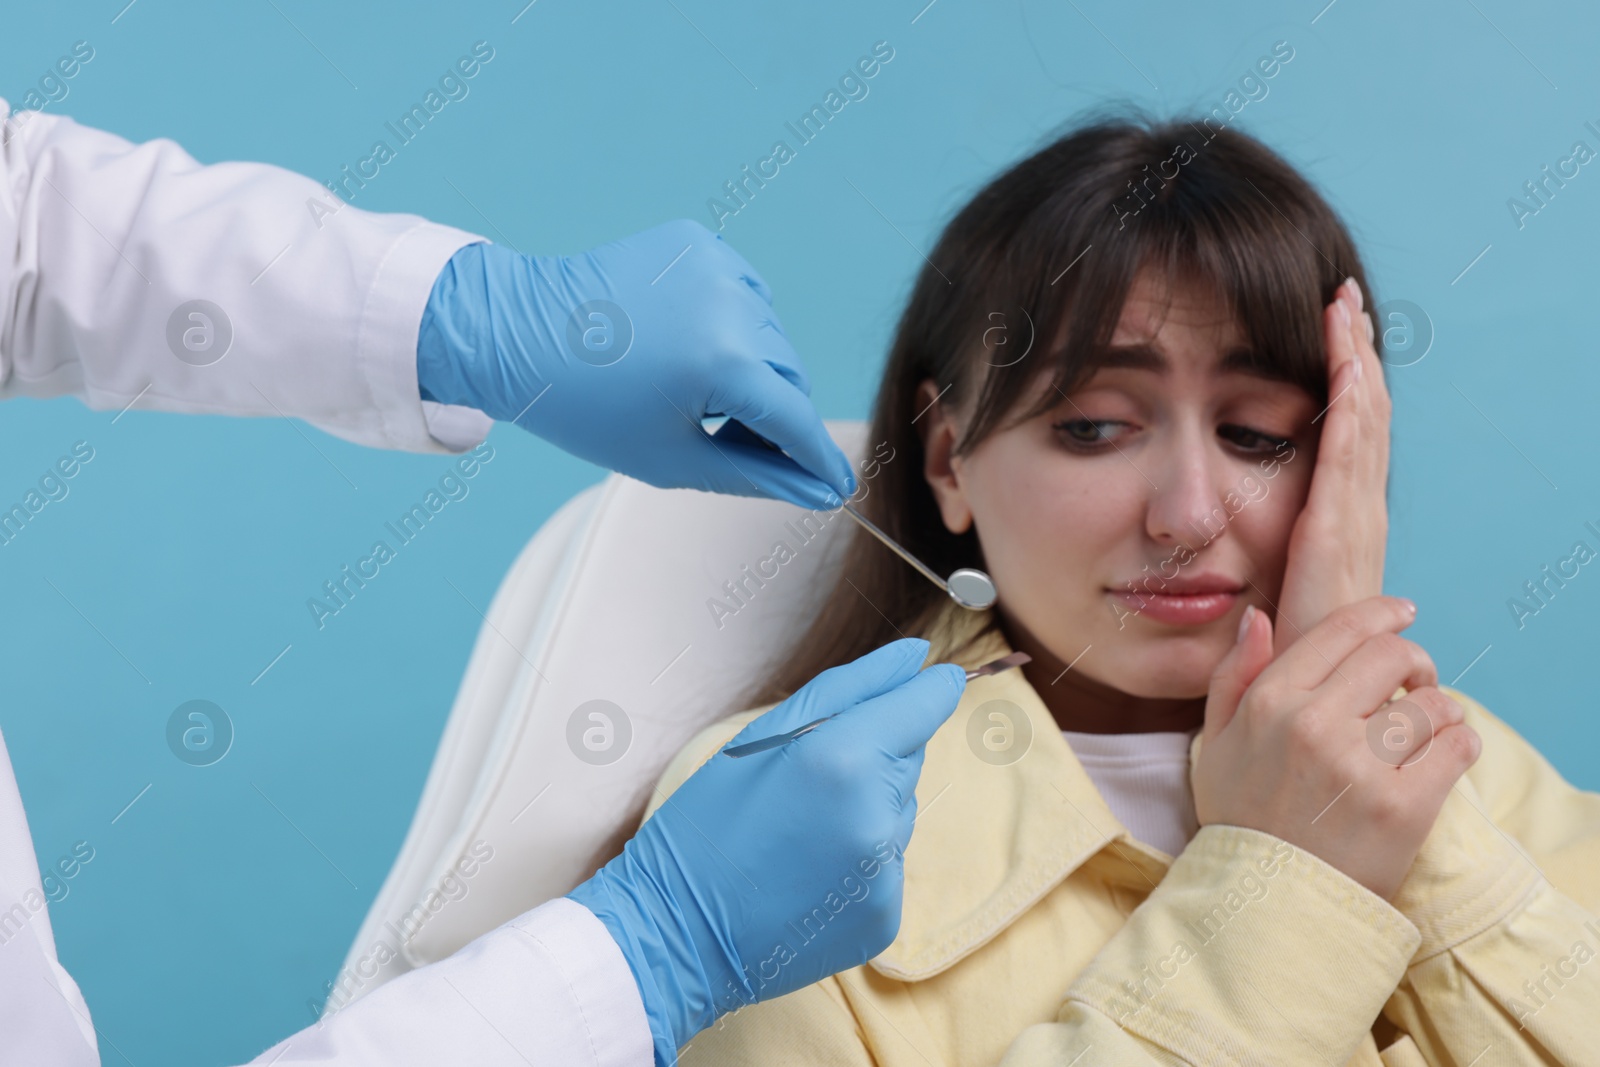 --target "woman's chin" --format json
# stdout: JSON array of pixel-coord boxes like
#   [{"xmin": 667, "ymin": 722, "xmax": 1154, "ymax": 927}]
[{"xmin": 1098, "ymin": 638, "xmax": 1228, "ymax": 700}]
